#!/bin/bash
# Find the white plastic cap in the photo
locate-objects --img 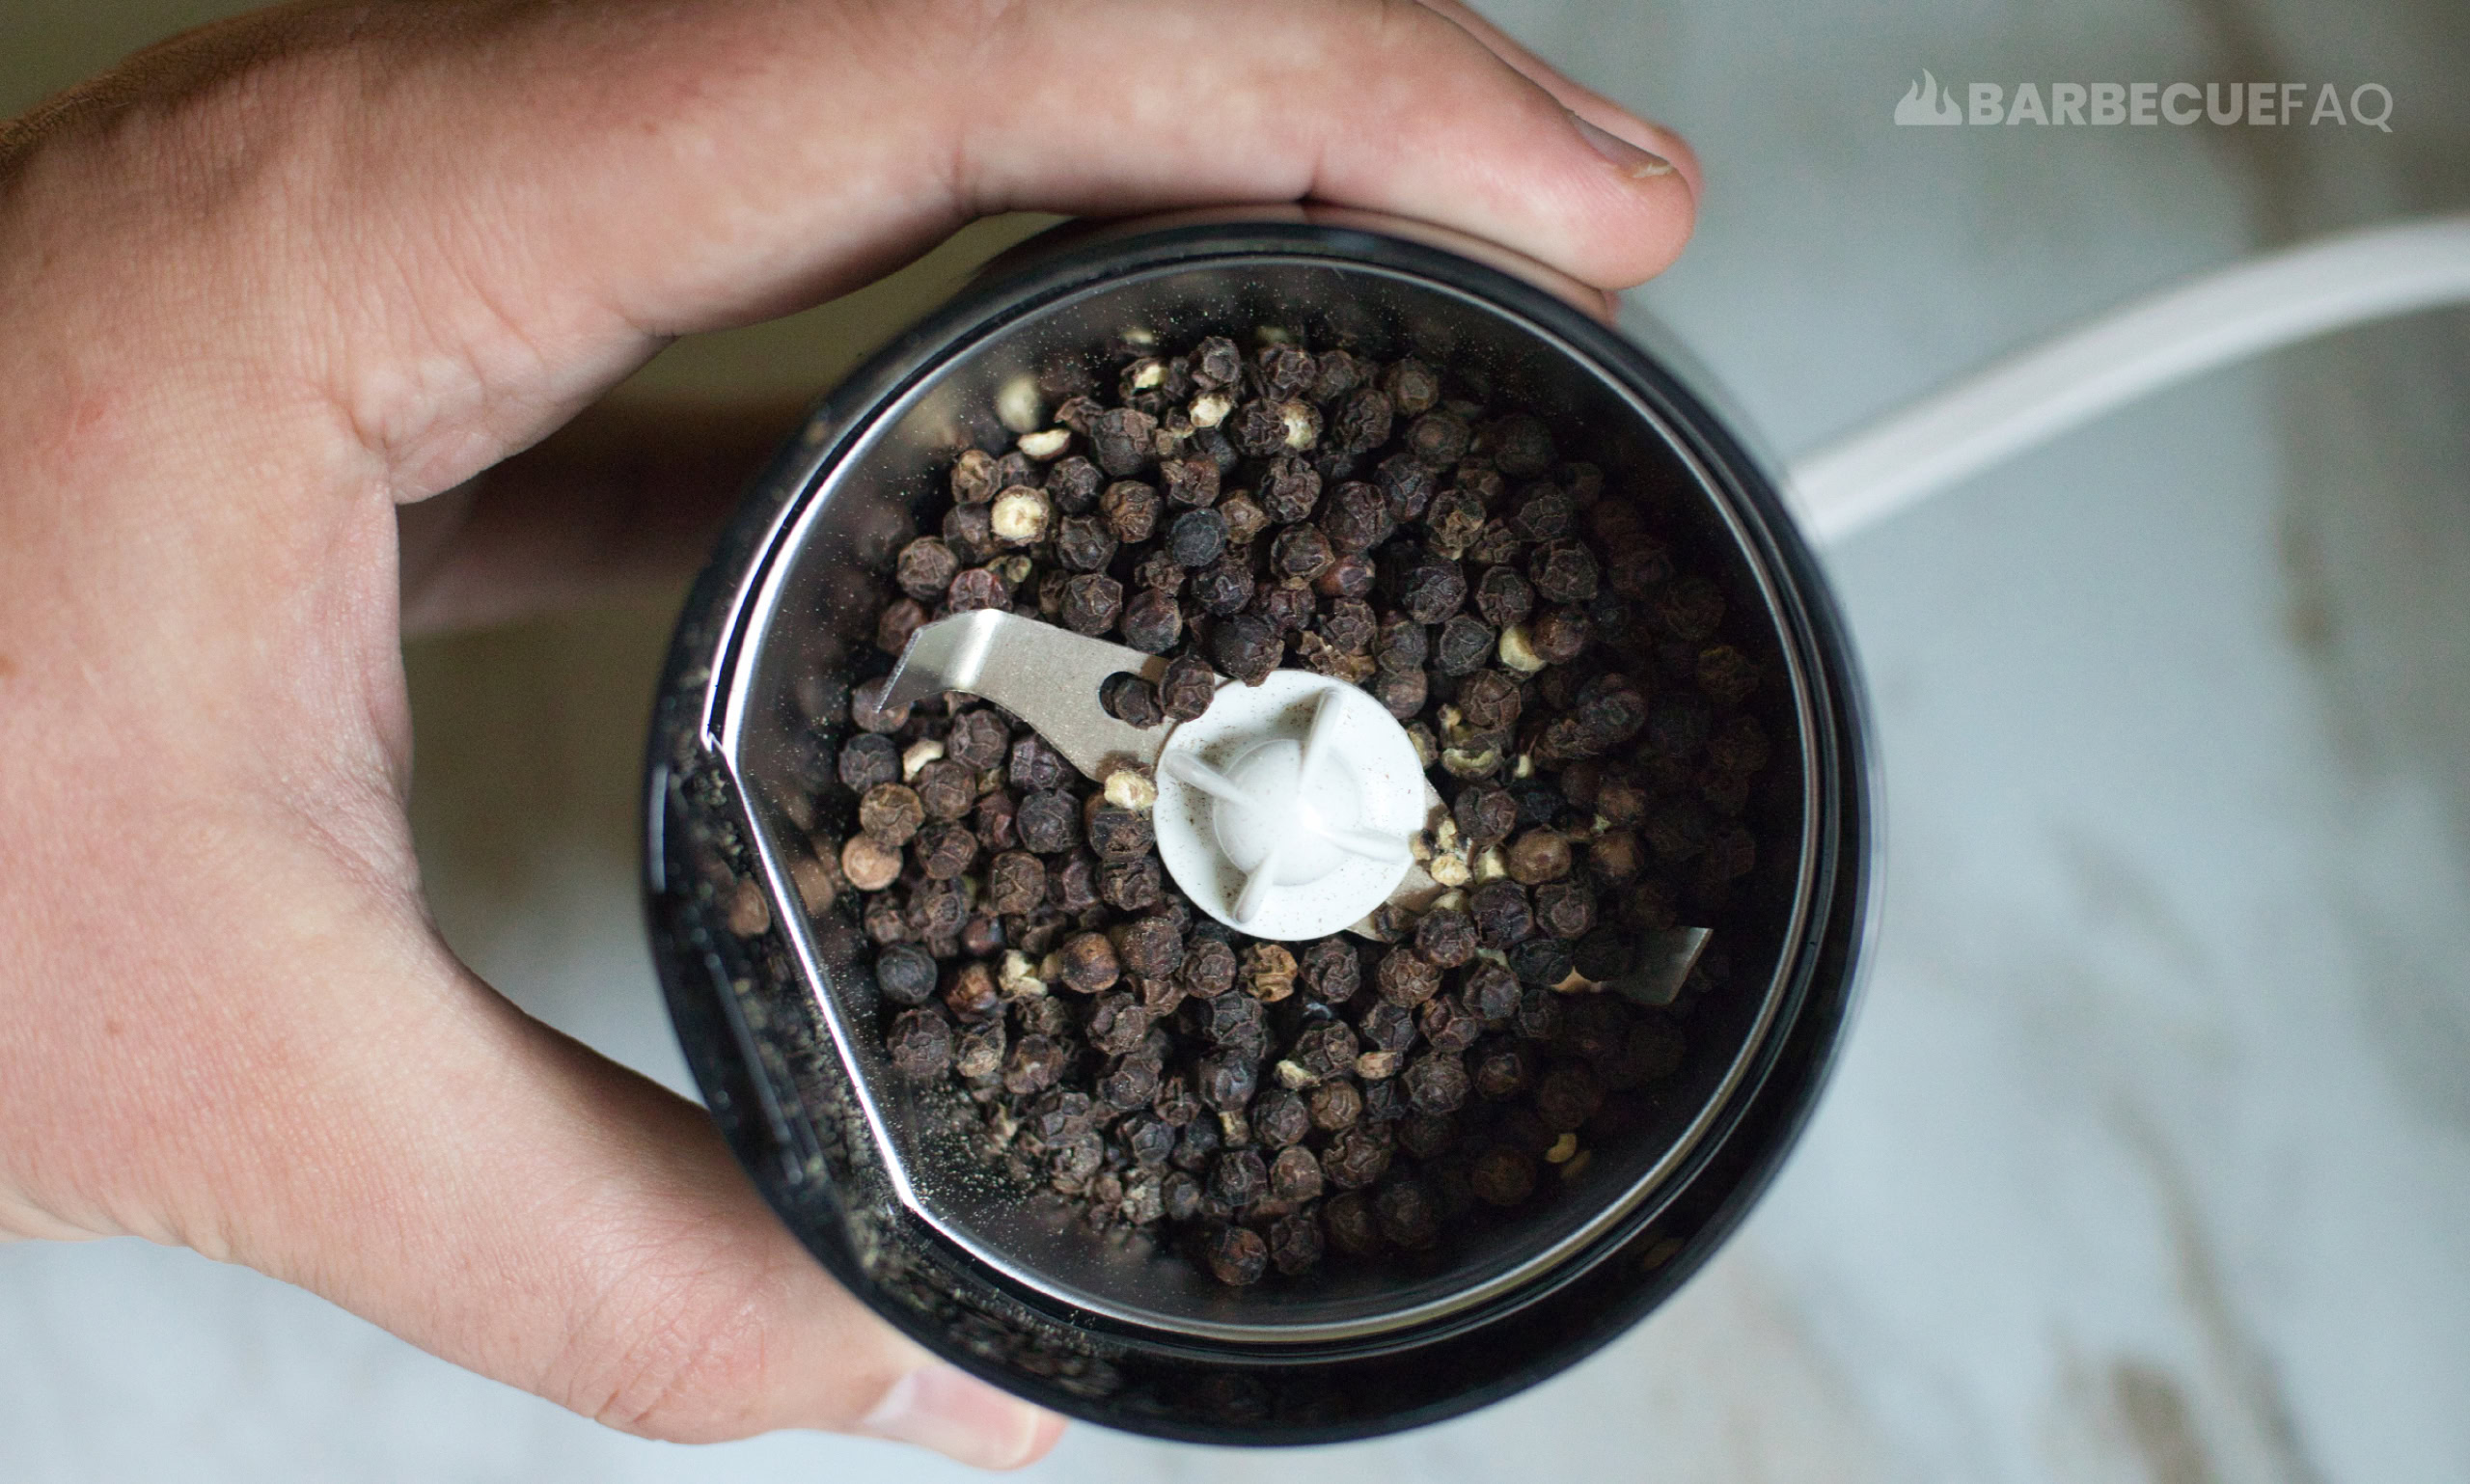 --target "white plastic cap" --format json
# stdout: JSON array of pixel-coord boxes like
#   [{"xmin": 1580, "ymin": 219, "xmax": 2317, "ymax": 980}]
[{"xmin": 1153, "ymin": 670, "xmax": 1425, "ymax": 940}]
